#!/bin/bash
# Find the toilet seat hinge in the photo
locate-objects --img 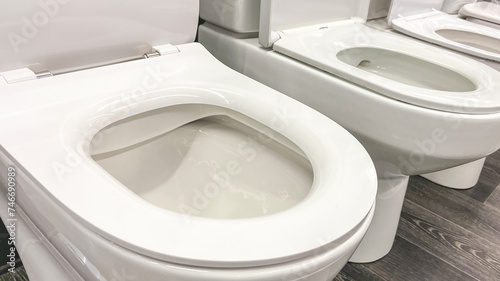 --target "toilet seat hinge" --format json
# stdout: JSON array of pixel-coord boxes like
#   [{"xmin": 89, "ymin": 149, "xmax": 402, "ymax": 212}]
[
  {"xmin": 151, "ymin": 44, "xmax": 180, "ymax": 56},
  {"xmin": 36, "ymin": 71, "xmax": 54, "ymax": 79},
  {"xmin": 0, "ymin": 44, "xmax": 179, "ymax": 84}
]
